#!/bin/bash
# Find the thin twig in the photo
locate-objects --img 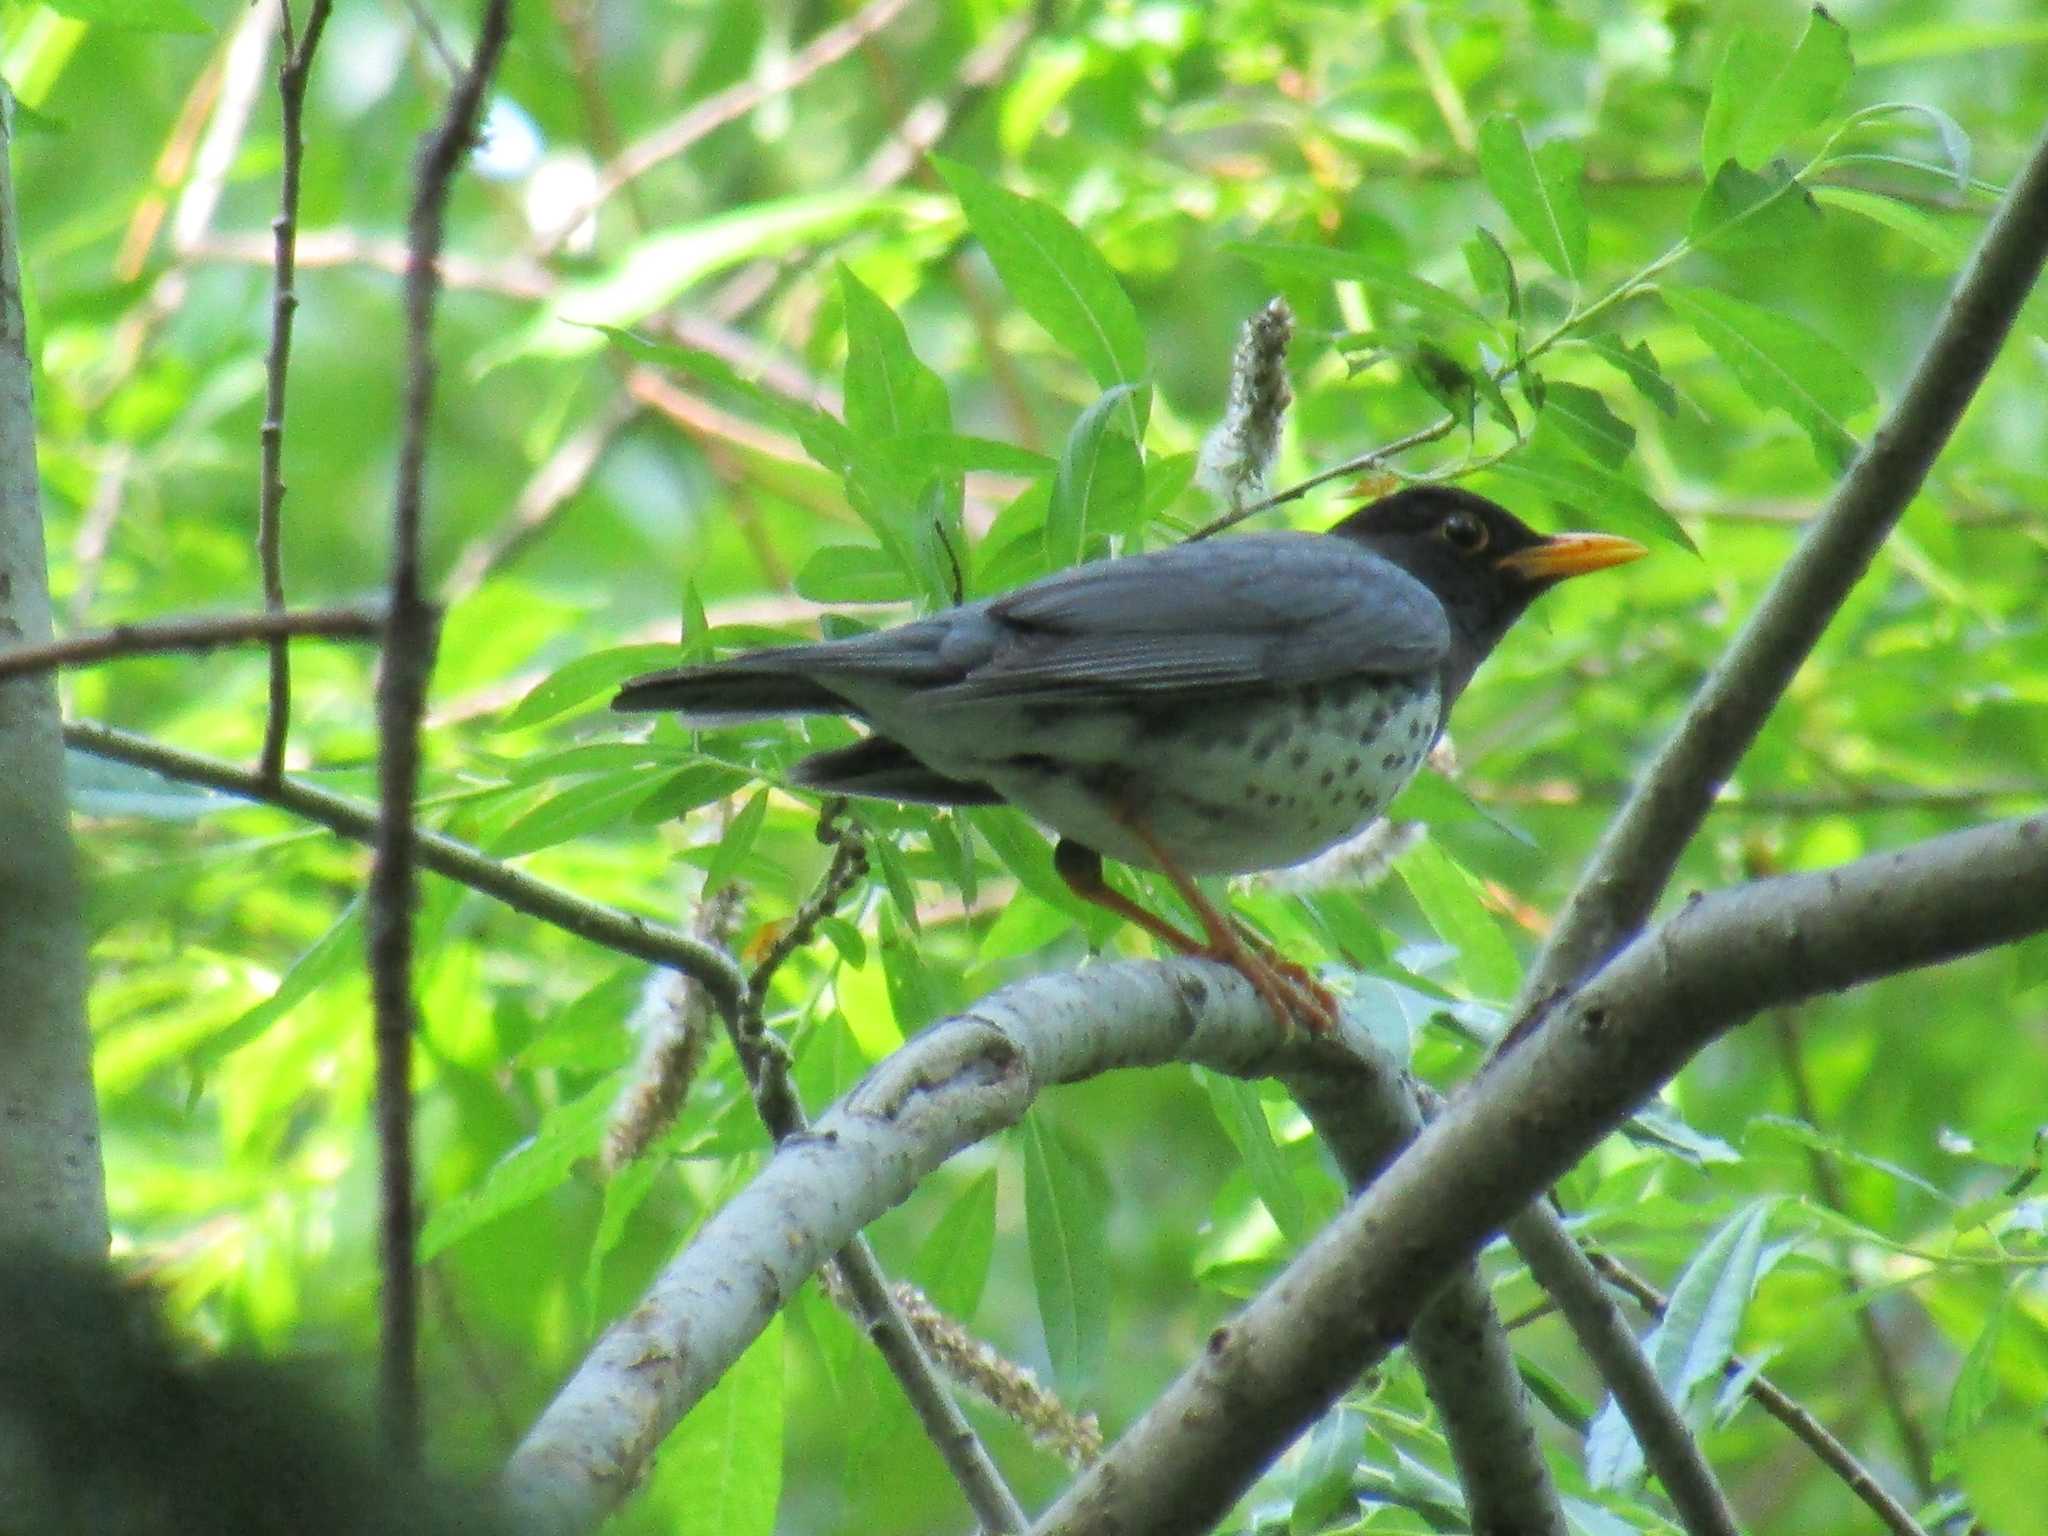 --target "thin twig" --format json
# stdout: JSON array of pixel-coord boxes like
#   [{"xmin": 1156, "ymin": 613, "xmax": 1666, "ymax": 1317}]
[
  {"xmin": 62, "ymin": 719, "xmax": 745, "ymax": 1010},
  {"xmin": 0, "ymin": 605, "xmax": 382, "ymax": 682},
  {"xmin": 533, "ymin": 0, "xmax": 917, "ymax": 260},
  {"xmin": 370, "ymin": 0, "xmax": 511, "ymax": 1465},
  {"xmin": 726, "ymin": 807, "xmax": 1026, "ymax": 1534},
  {"xmin": 1772, "ymin": 1013, "xmax": 1936, "ymax": 1494},
  {"xmin": 1503, "ymin": 120, "xmax": 2048, "ymax": 1034},
  {"xmin": 1584, "ymin": 1246, "xmax": 1931, "ymax": 1536},
  {"xmin": 256, "ymin": 0, "xmax": 335, "ymax": 784}
]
